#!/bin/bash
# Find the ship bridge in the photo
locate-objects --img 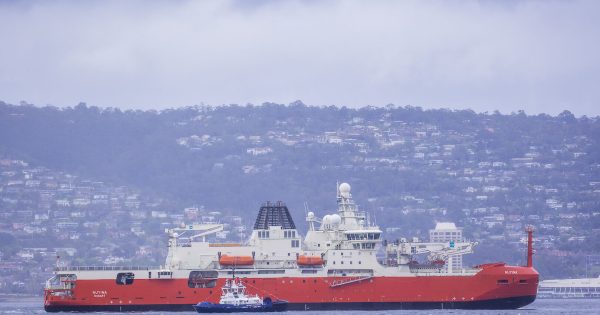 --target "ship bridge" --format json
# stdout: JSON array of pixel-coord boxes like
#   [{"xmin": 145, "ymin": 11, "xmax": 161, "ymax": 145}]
[{"xmin": 304, "ymin": 183, "xmax": 383, "ymax": 253}]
